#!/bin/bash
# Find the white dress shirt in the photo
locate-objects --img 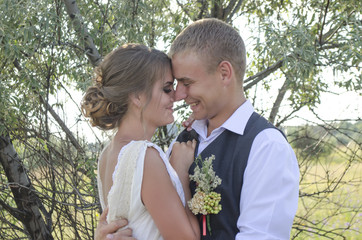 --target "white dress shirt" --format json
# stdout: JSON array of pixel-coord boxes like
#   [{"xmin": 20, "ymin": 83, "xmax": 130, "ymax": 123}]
[{"xmin": 168, "ymin": 100, "xmax": 299, "ymax": 239}]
